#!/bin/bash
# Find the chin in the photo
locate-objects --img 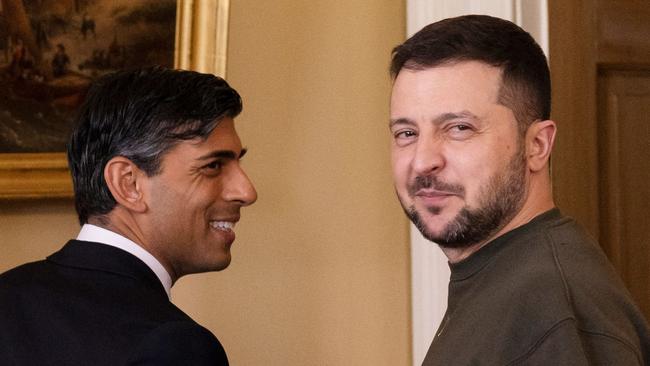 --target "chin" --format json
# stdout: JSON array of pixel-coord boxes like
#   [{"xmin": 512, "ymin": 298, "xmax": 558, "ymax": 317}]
[
  {"xmin": 190, "ymin": 257, "xmax": 232, "ymax": 274},
  {"xmin": 210, "ymin": 258, "xmax": 231, "ymax": 272},
  {"xmin": 406, "ymin": 205, "xmax": 453, "ymax": 239},
  {"xmin": 419, "ymin": 207, "xmax": 457, "ymax": 225},
  {"xmin": 213, "ymin": 254, "xmax": 232, "ymax": 271}
]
